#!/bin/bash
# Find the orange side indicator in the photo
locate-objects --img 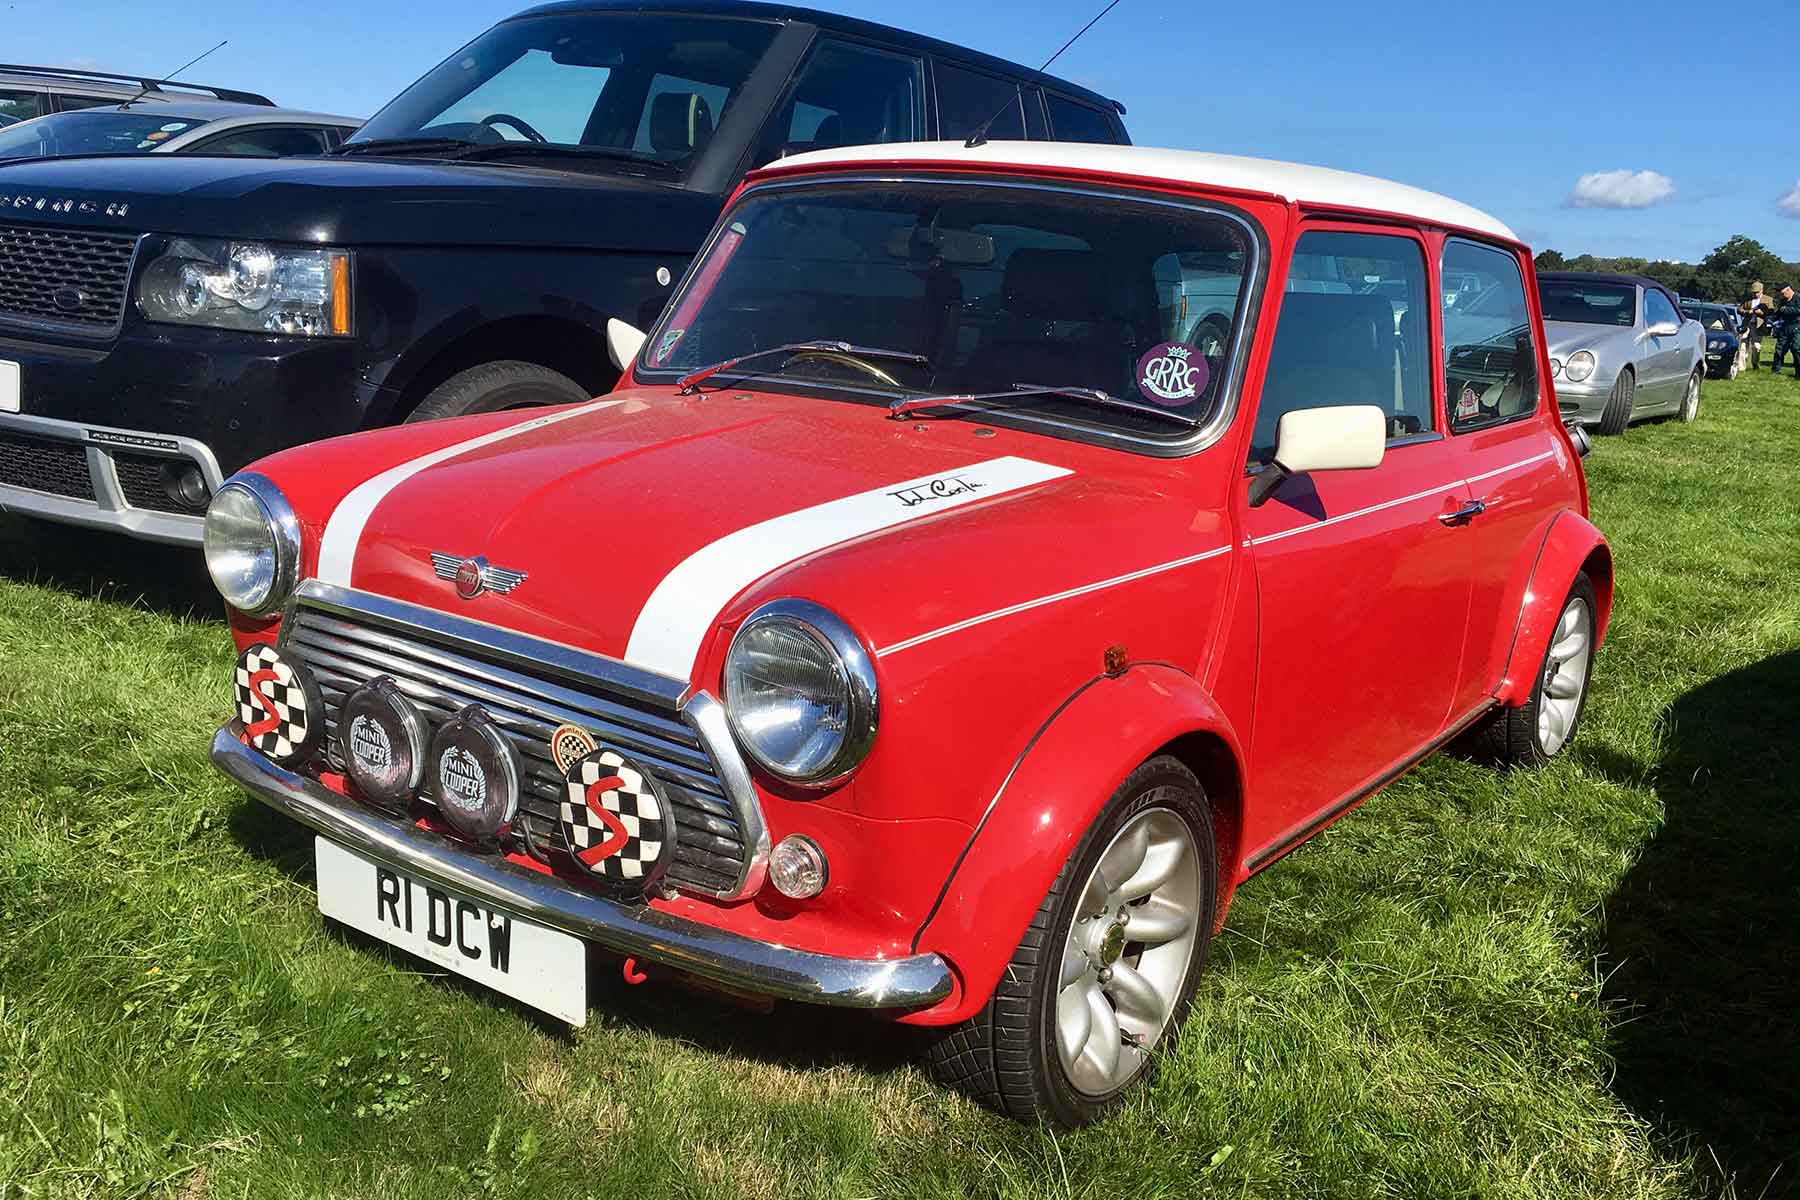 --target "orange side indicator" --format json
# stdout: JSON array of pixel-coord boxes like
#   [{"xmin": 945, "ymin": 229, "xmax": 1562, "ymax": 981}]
[{"xmin": 329, "ymin": 254, "xmax": 351, "ymax": 335}]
